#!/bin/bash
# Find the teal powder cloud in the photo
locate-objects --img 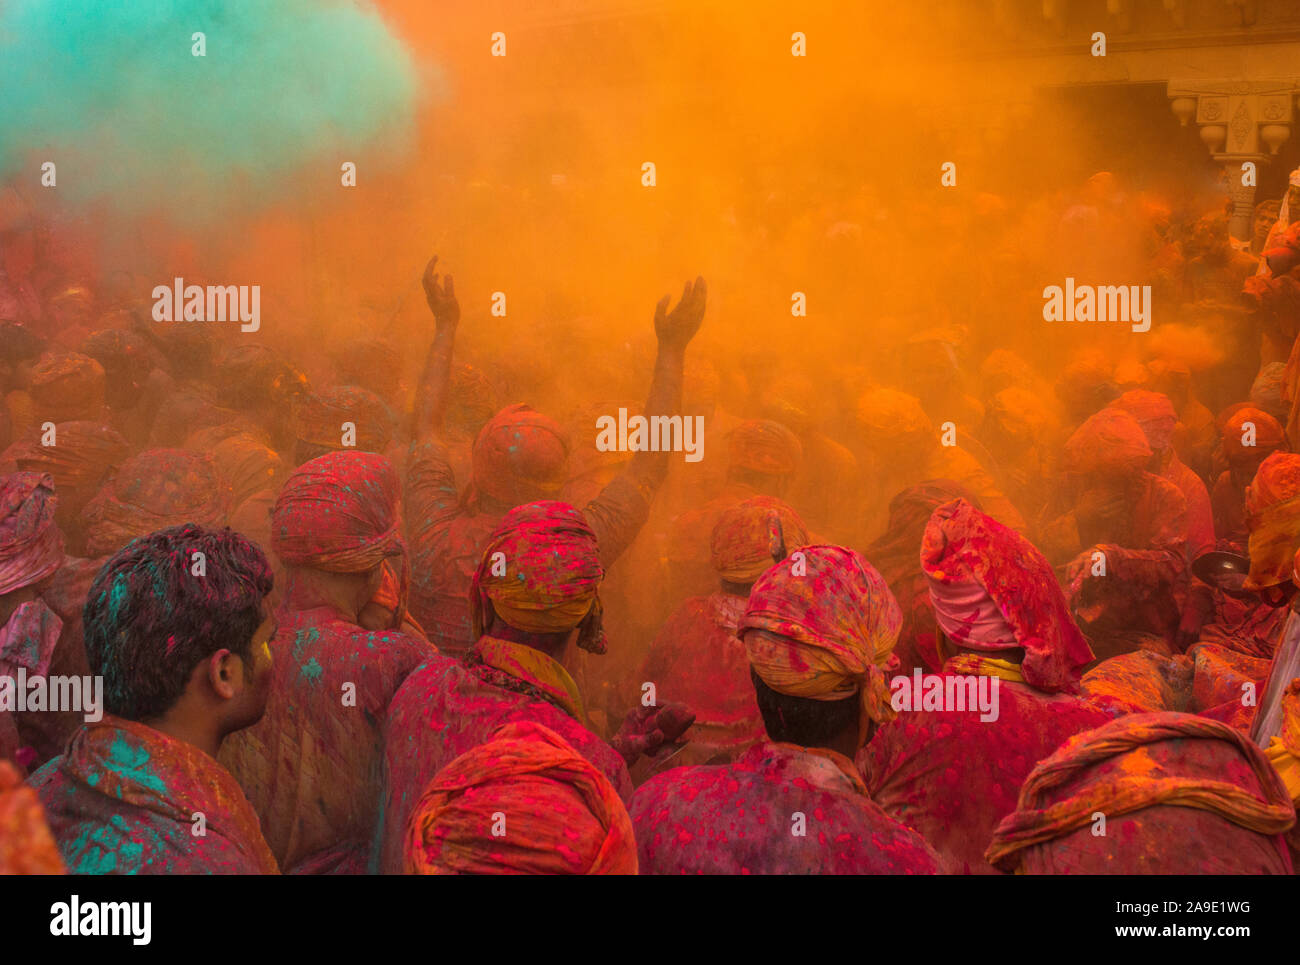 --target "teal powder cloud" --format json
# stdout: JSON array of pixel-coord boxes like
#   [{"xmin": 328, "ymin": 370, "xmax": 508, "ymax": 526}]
[{"xmin": 0, "ymin": 0, "xmax": 420, "ymax": 213}]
